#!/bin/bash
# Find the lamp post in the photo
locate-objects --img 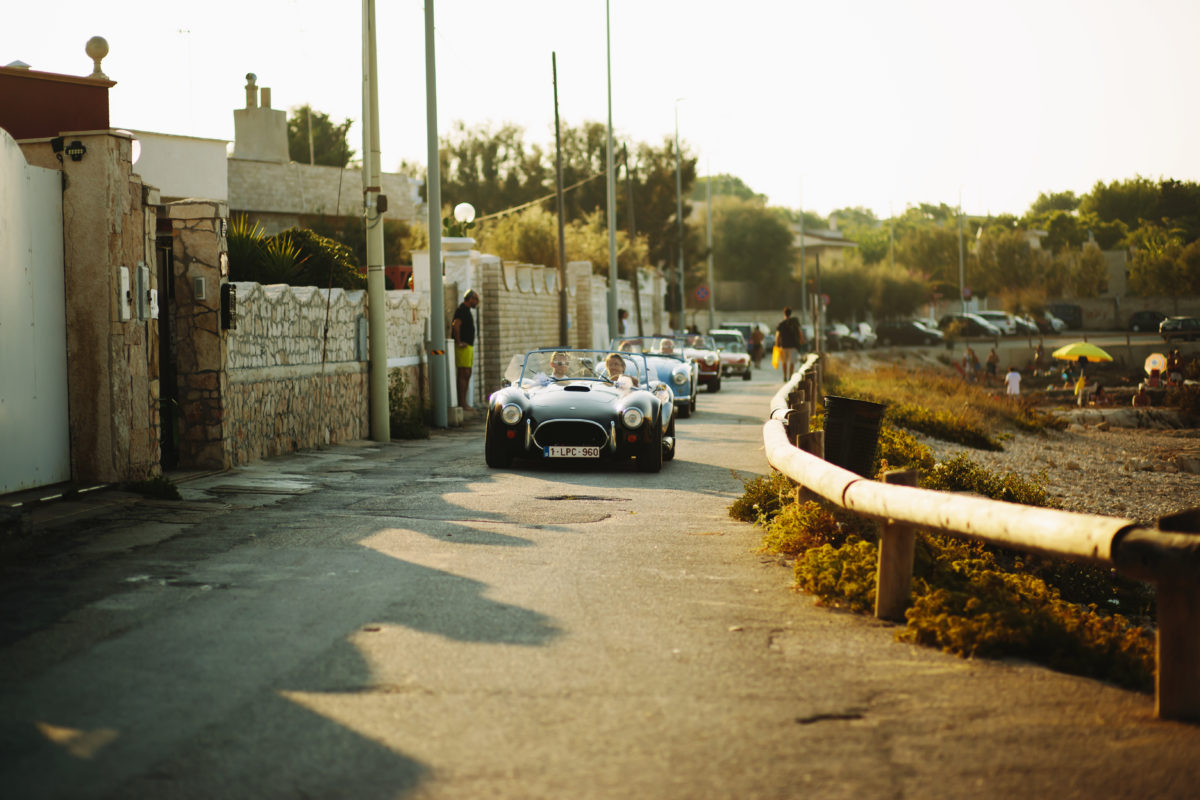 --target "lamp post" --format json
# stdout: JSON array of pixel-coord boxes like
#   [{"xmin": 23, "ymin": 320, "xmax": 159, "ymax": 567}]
[
  {"xmin": 362, "ymin": 0, "xmax": 388, "ymax": 442},
  {"xmin": 605, "ymin": 0, "xmax": 619, "ymax": 337},
  {"xmin": 674, "ymin": 98, "xmax": 685, "ymax": 331}
]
